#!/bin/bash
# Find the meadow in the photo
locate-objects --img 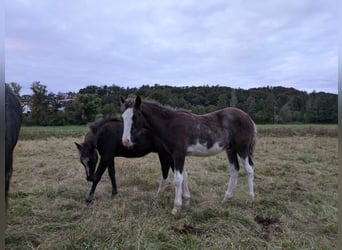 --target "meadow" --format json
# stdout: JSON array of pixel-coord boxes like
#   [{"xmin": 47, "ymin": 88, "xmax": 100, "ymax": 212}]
[{"xmin": 5, "ymin": 125, "xmax": 338, "ymax": 249}]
